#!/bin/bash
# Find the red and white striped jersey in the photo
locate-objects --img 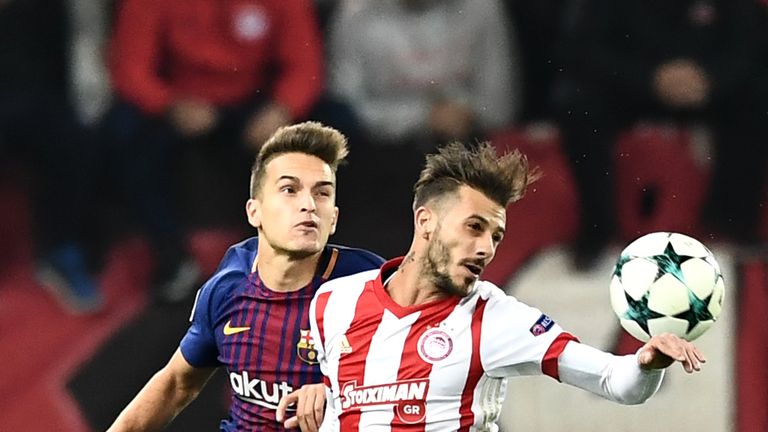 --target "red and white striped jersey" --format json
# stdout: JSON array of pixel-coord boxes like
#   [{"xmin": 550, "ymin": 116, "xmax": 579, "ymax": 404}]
[{"xmin": 310, "ymin": 258, "xmax": 577, "ymax": 431}]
